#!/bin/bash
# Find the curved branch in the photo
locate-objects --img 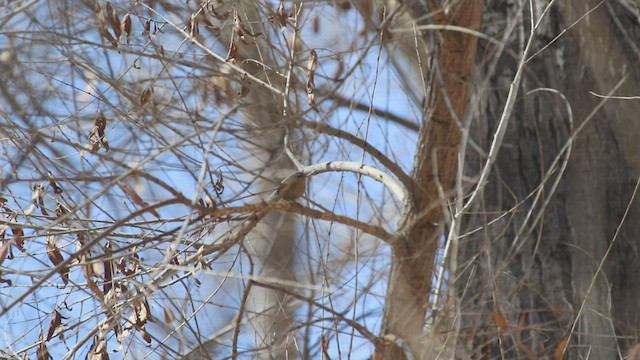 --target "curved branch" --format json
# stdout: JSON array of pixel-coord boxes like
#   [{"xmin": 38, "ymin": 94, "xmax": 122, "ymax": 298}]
[
  {"xmin": 298, "ymin": 161, "xmax": 407, "ymax": 203},
  {"xmin": 297, "ymin": 120, "xmax": 414, "ymax": 194}
]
